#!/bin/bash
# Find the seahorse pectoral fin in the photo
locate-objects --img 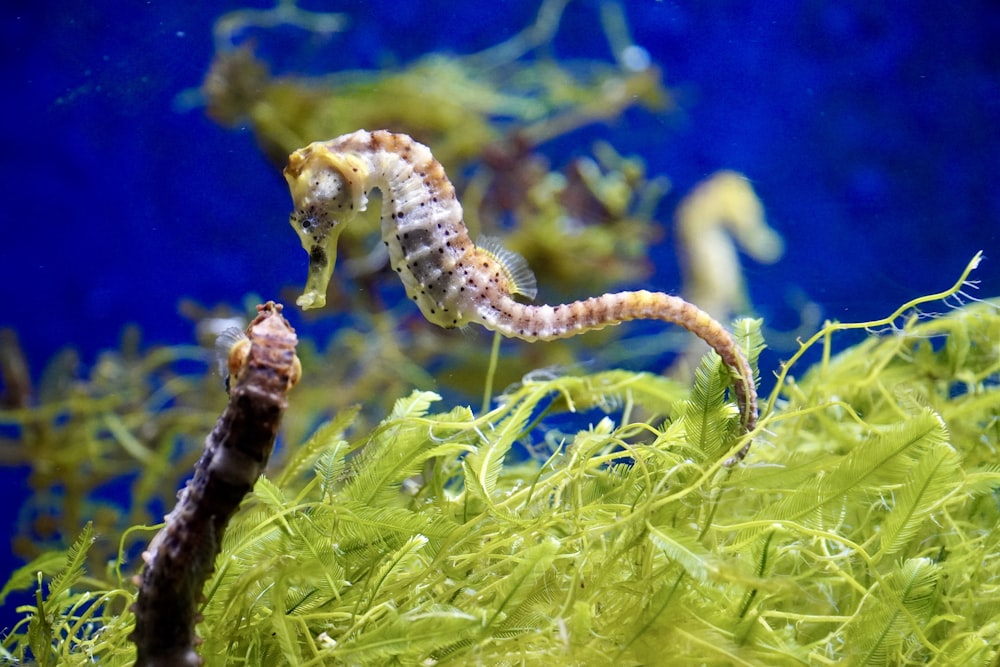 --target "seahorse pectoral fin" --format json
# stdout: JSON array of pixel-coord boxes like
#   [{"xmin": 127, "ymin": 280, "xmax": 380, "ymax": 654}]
[{"xmin": 477, "ymin": 236, "xmax": 538, "ymax": 300}]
